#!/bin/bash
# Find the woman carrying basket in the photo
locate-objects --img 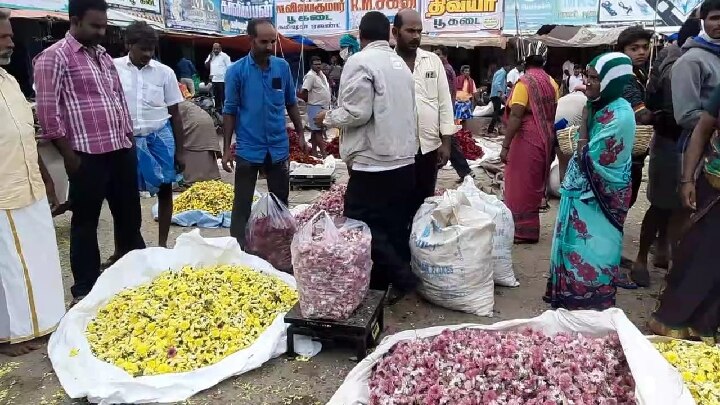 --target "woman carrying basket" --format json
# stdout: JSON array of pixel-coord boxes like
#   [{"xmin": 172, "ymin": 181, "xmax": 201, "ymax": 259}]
[
  {"xmin": 649, "ymin": 85, "xmax": 720, "ymax": 343},
  {"xmin": 500, "ymin": 42, "xmax": 559, "ymax": 243},
  {"xmin": 544, "ymin": 53, "xmax": 636, "ymax": 310}
]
